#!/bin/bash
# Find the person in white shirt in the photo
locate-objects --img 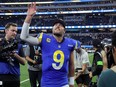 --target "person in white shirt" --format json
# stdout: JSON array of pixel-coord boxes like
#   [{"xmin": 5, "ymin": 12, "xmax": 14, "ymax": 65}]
[{"xmin": 74, "ymin": 42, "xmax": 91, "ymax": 87}]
